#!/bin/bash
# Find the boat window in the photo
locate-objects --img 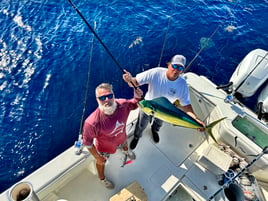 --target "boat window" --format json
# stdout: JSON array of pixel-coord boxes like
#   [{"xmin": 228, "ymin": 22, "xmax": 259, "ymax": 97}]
[{"xmin": 232, "ymin": 115, "xmax": 268, "ymax": 149}]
